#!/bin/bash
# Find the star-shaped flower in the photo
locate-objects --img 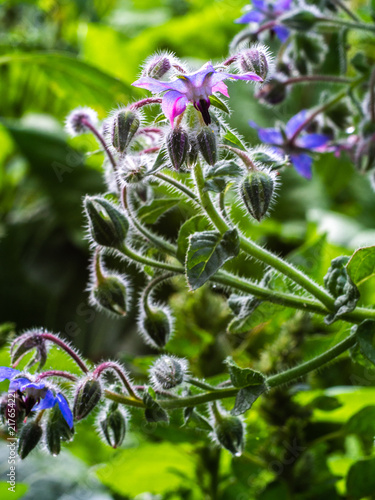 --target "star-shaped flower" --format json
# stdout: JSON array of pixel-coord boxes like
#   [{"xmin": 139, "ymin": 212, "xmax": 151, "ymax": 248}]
[
  {"xmin": 235, "ymin": 0, "xmax": 293, "ymax": 42},
  {"xmin": 132, "ymin": 61, "xmax": 262, "ymax": 126},
  {"xmin": 250, "ymin": 110, "xmax": 330, "ymax": 178},
  {"xmin": 0, "ymin": 367, "xmax": 73, "ymax": 428}
]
